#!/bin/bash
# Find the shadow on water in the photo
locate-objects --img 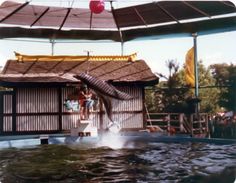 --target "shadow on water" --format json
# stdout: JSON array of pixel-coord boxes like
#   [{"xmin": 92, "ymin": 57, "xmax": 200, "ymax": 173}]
[{"xmin": 0, "ymin": 136, "xmax": 236, "ymax": 183}]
